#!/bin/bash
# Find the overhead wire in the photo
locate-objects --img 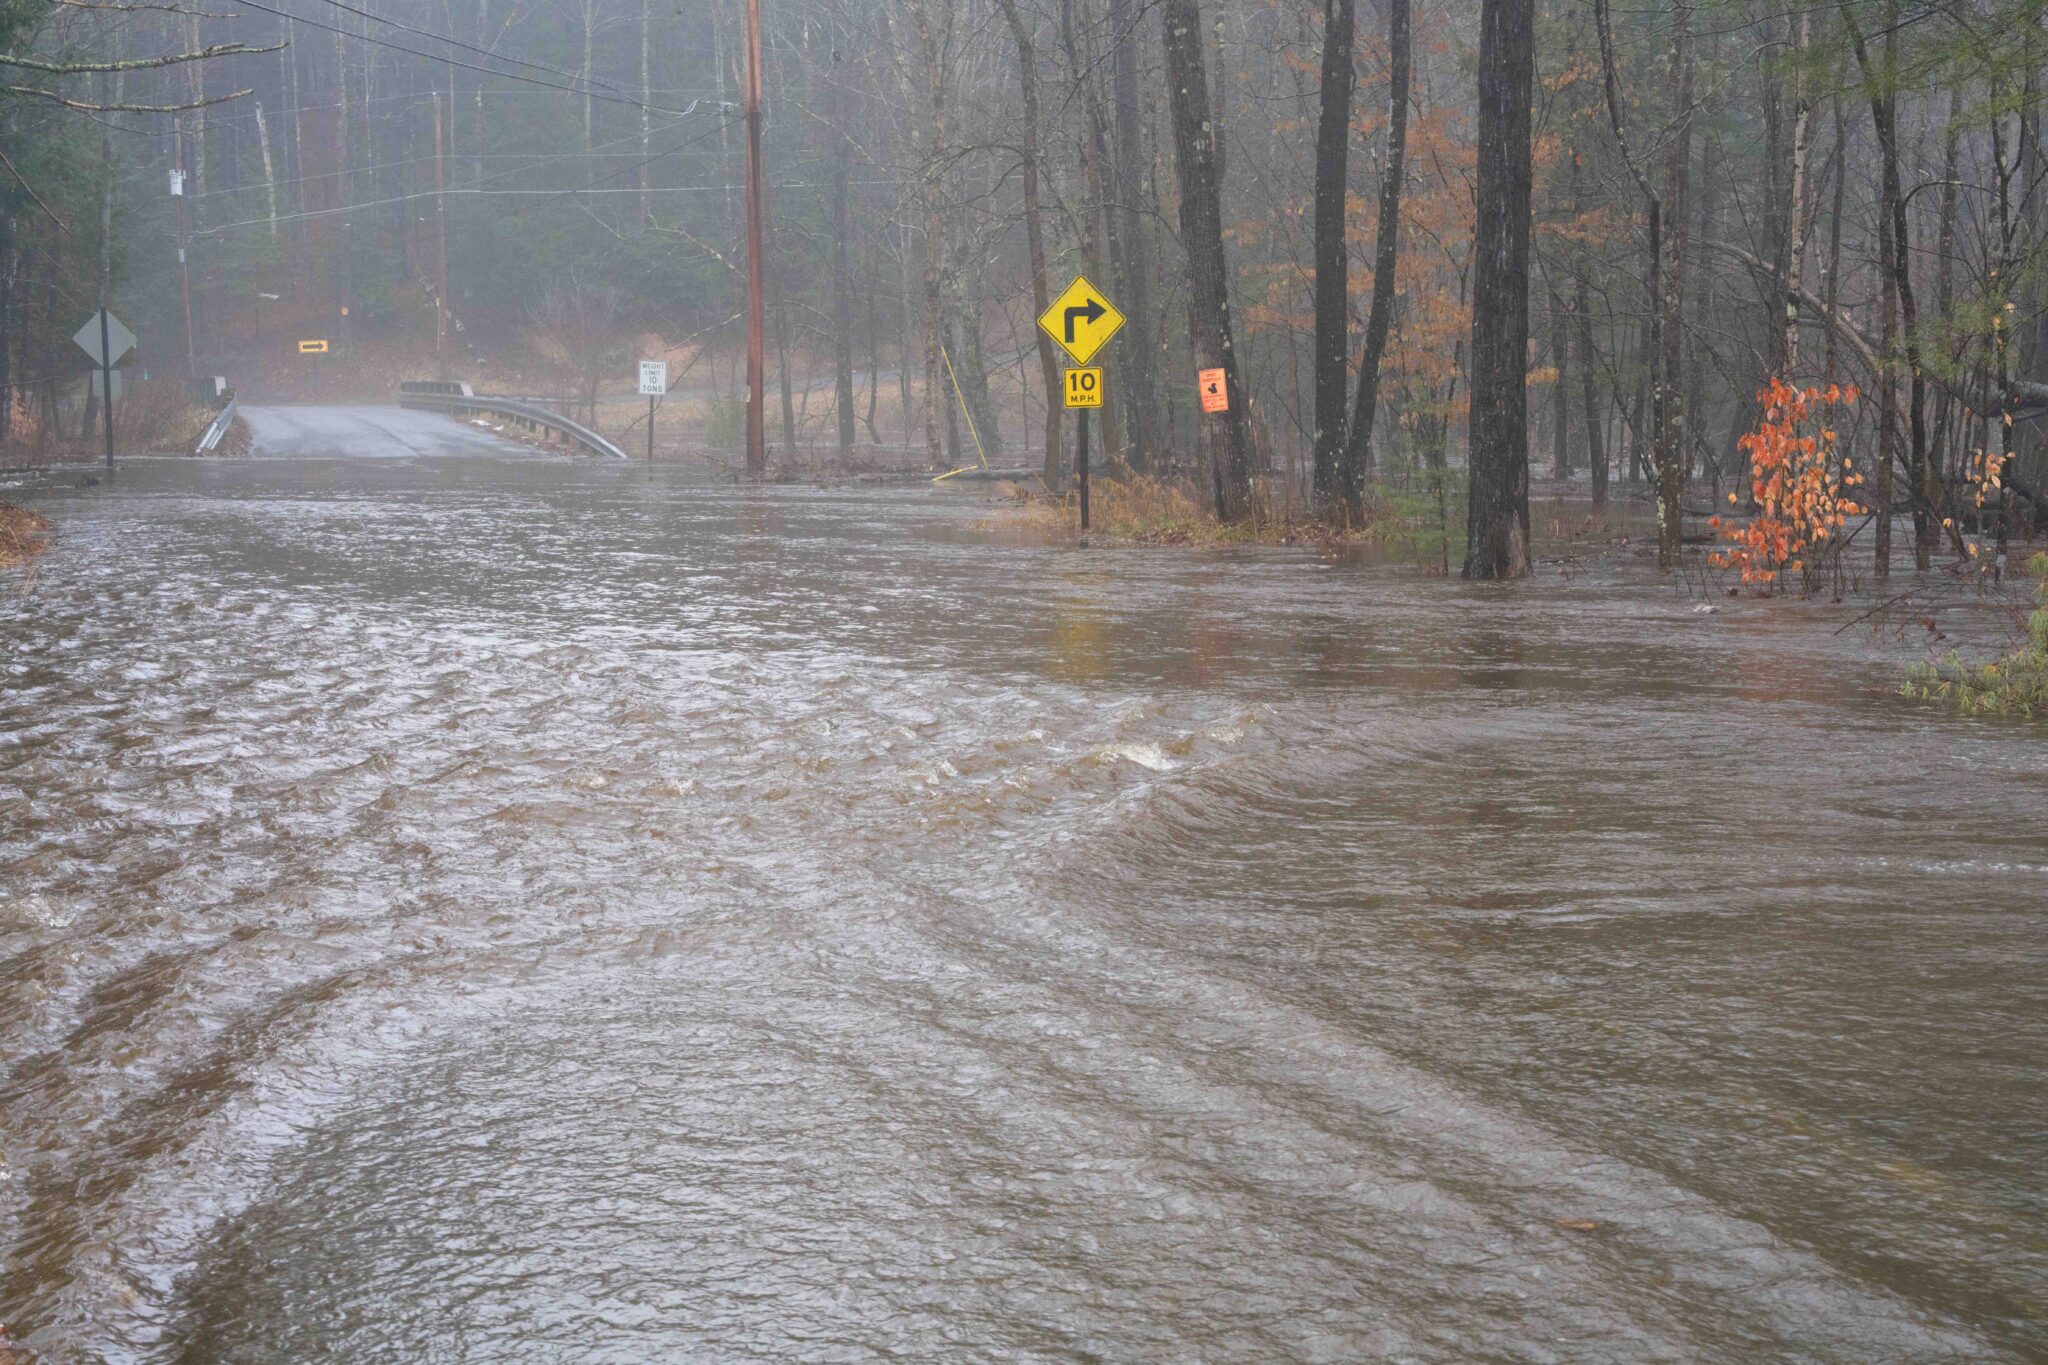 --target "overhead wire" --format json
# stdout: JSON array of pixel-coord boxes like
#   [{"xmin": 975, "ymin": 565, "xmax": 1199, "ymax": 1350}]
[
  {"xmin": 191, "ymin": 112, "xmax": 731, "ymax": 236},
  {"xmin": 228, "ymin": 0, "xmax": 700, "ymax": 115},
  {"xmin": 298, "ymin": 0, "xmax": 630, "ymax": 94}
]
